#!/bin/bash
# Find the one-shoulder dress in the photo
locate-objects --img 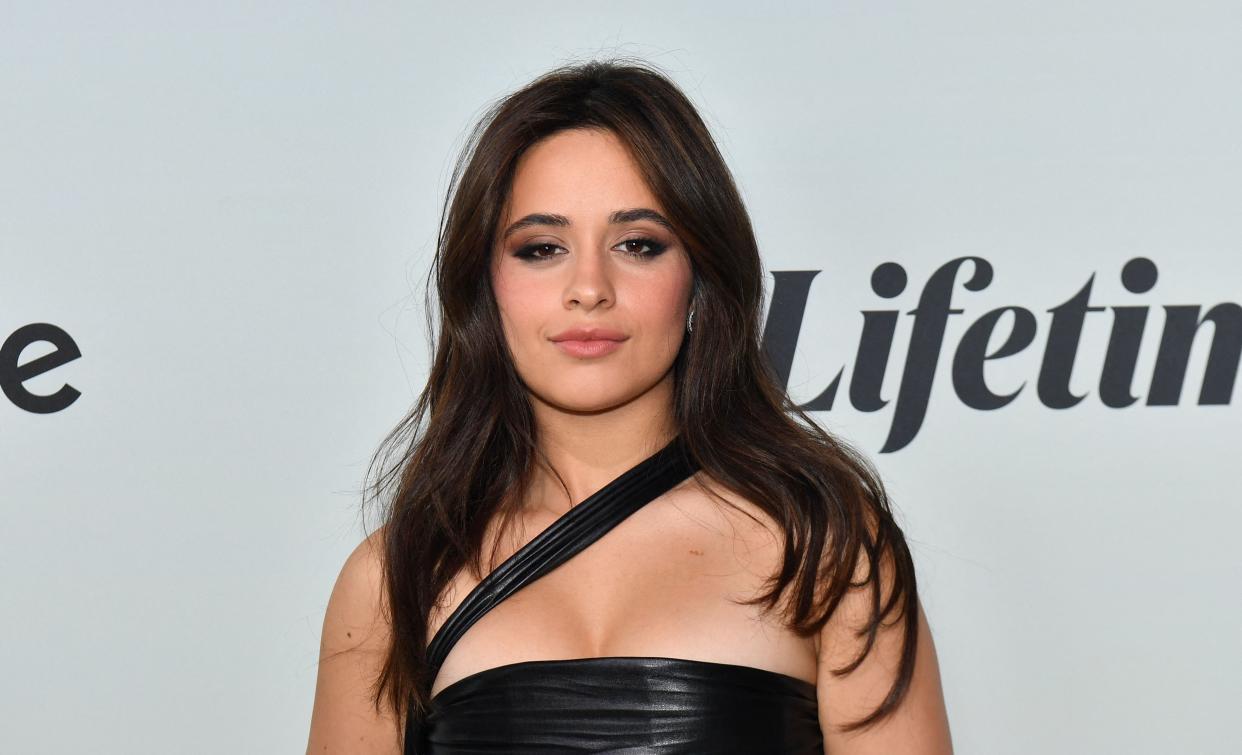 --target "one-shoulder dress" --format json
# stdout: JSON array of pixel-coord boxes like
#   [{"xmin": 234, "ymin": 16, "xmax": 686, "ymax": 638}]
[{"xmin": 404, "ymin": 435, "xmax": 824, "ymax": 754}]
